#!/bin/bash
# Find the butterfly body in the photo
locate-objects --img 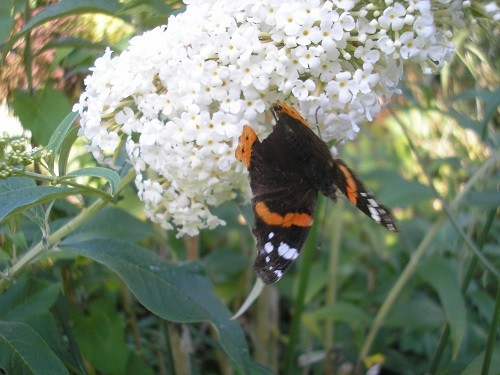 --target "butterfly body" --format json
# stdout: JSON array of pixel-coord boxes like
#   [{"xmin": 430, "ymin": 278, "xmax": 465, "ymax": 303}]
[{"xmin": 236, "ymin": 102, "xmax": 398, "ymax": 284}]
